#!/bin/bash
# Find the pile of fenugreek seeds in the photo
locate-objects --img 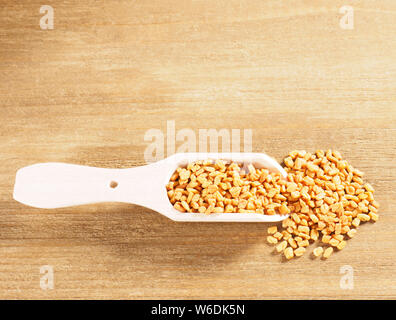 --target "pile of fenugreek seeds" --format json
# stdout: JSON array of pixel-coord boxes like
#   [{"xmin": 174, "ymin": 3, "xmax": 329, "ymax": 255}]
[{"xmin": 166, "ymin": 150, "xmax": 379, "ymax": 259}]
